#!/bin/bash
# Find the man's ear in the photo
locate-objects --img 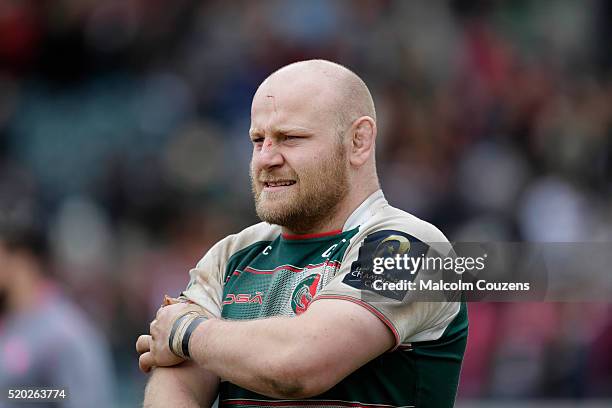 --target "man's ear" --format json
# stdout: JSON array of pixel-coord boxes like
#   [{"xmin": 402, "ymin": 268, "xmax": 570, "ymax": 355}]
[{"xmin": 349, "ymin": 116, "xmax": 376, "ymax": 167}]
